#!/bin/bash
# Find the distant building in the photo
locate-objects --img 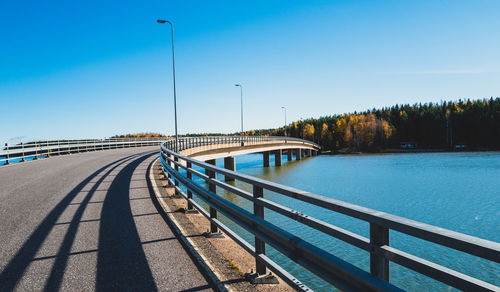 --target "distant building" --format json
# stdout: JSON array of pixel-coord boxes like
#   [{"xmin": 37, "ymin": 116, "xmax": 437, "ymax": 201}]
[{"xmin": 400, "ymin": 142, "xmax": 418, "ymax": 149}]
